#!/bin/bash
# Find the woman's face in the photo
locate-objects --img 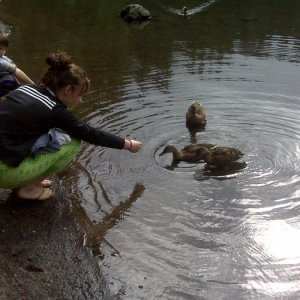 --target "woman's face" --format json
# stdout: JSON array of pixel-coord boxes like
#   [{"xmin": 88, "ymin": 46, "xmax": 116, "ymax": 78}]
[{"xmin": 58, "ymin": 83, "xmax": 86, "ymax": 108}]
